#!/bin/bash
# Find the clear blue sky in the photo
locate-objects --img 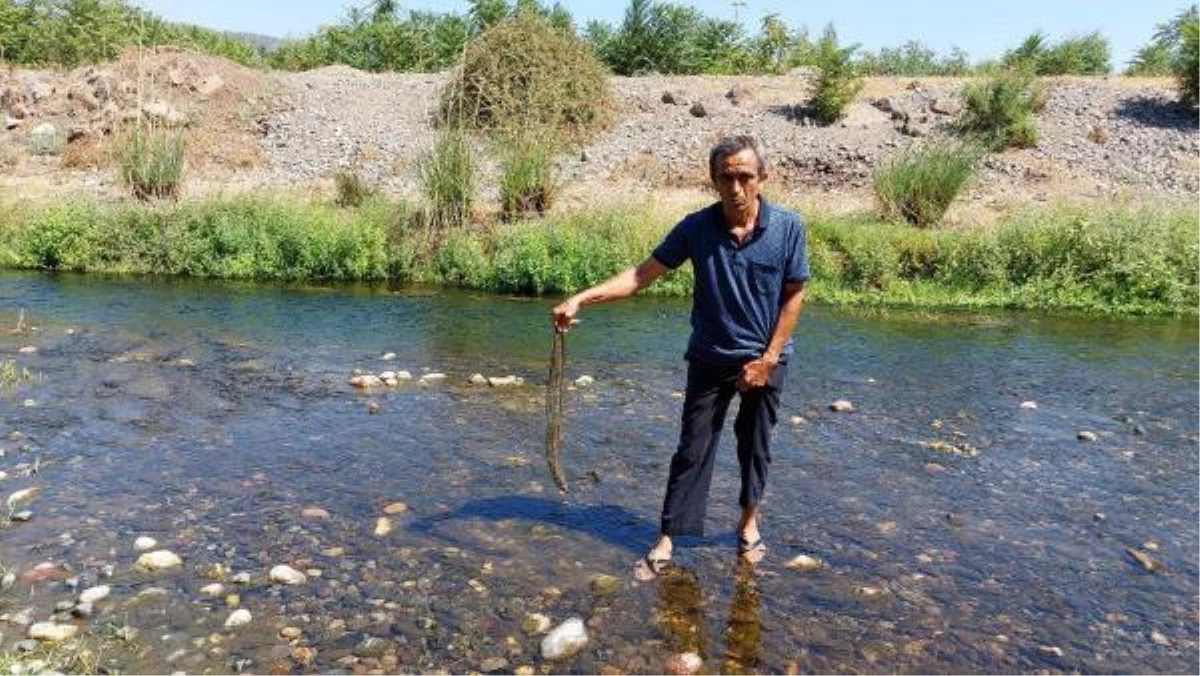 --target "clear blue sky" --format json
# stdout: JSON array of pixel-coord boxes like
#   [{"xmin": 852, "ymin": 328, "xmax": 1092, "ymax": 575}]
[{"xmin": 132, "ymin": 0, "xmax": 1191, "ymax": 69}]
